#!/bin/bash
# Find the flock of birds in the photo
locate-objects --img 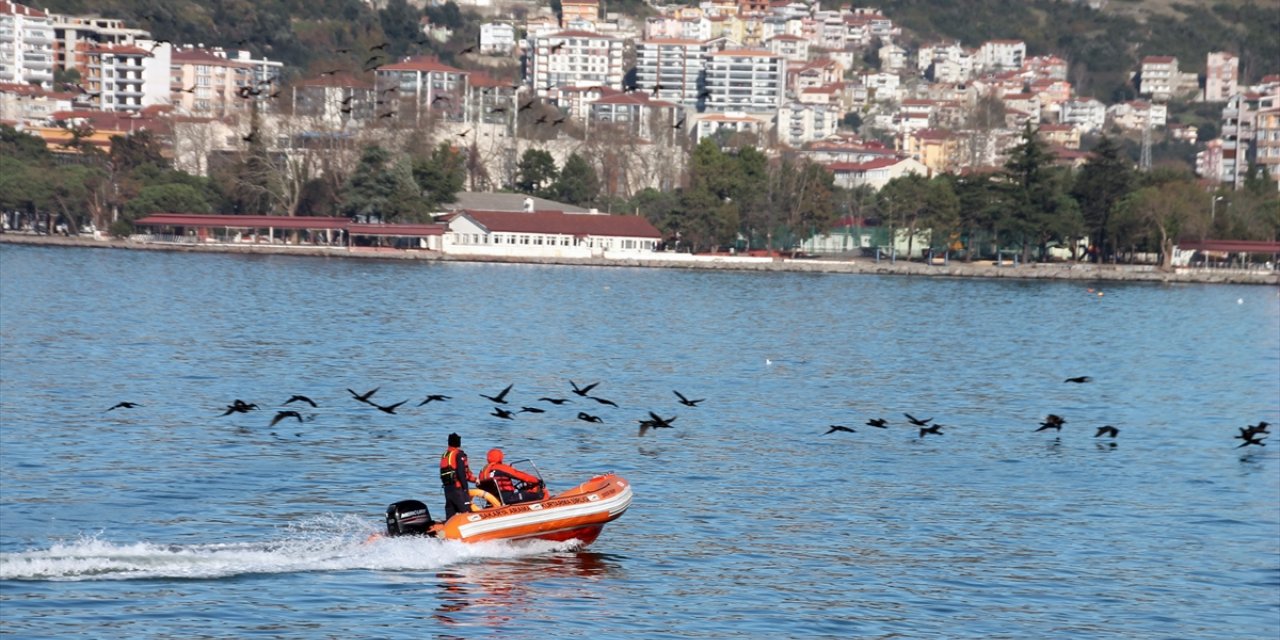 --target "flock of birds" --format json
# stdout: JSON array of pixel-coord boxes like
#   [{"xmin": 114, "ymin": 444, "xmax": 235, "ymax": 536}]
[
  {"xmin": 104, "ymin": 375, "xmax": 1269, "ymax": 450},
  {"xmin": 819, "ymin": 375, "xmax": 1272, "ymax": 450},
  {"xmin": 104, "ymin": 380, "xmax": 704, "ymax": 438}
]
